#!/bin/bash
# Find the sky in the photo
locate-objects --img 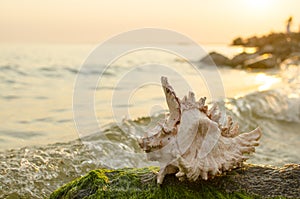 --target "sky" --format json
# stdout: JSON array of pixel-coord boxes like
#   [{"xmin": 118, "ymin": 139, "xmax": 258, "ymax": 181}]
[{"xmin": 1, "ymin": 0, "xmax": 300, "ymax": 44}]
